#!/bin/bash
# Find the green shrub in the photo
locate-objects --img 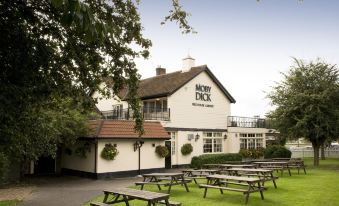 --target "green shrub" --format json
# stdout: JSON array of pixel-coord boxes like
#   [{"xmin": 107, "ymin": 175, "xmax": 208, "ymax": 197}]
[
  {"xmin": 0, "ymin": 152, "xmax": 9, "ymax": 184},
  {"xmin": 155, "ymin": 145, "xmax": 169, "ymax": 158},
  {"xmin": 181, "ymin": 143, "xmax": 193, "ymax": 155},
  {"xmin": 239, "ymin": 147, "xmax": 265, "ymax": 159},
  {"xmin": 101, "ymin": 144, "xmax": 119, "ymax": 160},
  {"xmin": 191, "ymin": 153, "xmax": 242, "ymax": 168},
  {"xmin": 264, "ymin": 145, "xmax": 291, "ymax": 158}
]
